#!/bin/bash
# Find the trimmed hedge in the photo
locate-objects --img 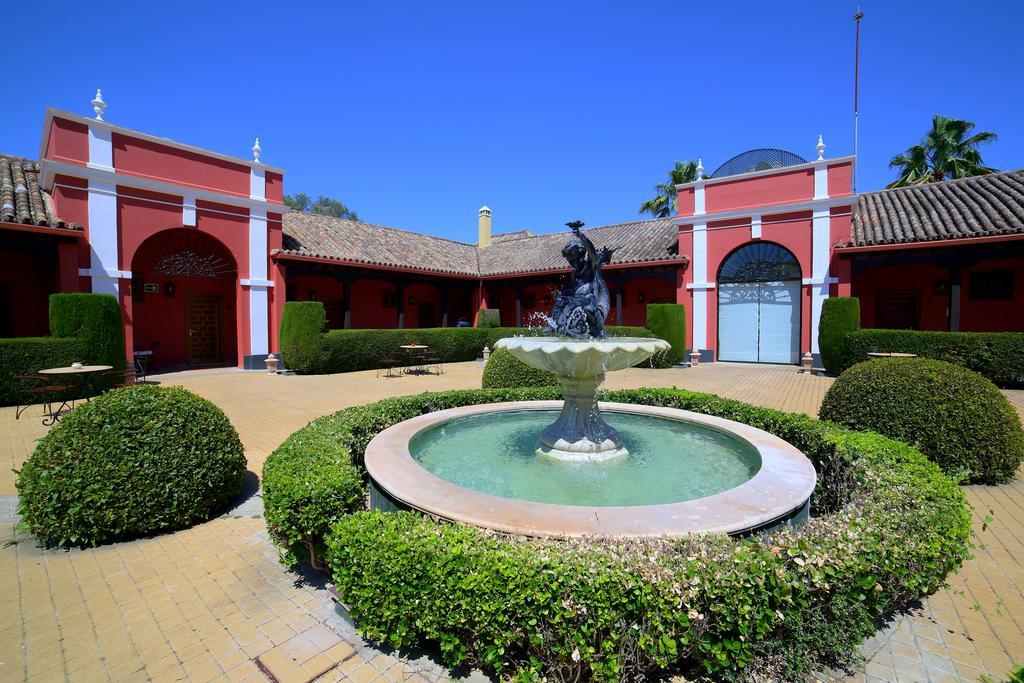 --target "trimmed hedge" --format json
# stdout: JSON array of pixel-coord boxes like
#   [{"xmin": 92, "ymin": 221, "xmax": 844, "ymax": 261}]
[
  {"xmin": 0, "ymin": 337, "xmax": 83, "ymax": 406},
  {"xmin": 818, "ymin": 297, "xmax": 860, "ymax": 373},
  {"xmin": 16, "ymin": 385, "xmax": 246, "ymax": 547},
  {"xmin": 842, "ymin": 328, "xmax": 1024, "ymax": 387},
  {"xmin": 49, "ymin": 293, "xmax": 125, "ymax": 370},
  {"xmin": 819, "ymin": 358, "xmax": 1024, "ymax": 484},
  {"xmin": 263, "ymin": 387, "xmax": 970, "ymax": 680},
  {"xmin": 476, "ymin": 308, "xmax": 501, "ymax": 328},
  {"xmin": 316, "ymin": 325, "xmax": 660, "ymax": 374},
  {"xmin": 481, "ymin": 348, "xmax": 559, "ymax": 389},
  {"xmin": 645, "ymin": 303, "xmax": 686, "ymax": 366},
  {"xmin": 280, "ymin": 301, "xmax": 326, "ymax": 373}
]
